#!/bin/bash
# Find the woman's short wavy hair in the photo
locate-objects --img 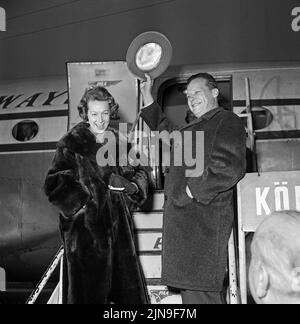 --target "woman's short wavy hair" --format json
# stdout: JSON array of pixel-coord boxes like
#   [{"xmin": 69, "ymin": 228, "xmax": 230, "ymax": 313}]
[{"xmin": 77, "ymin": 85, "xmax": 119, "ymax": 122}]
